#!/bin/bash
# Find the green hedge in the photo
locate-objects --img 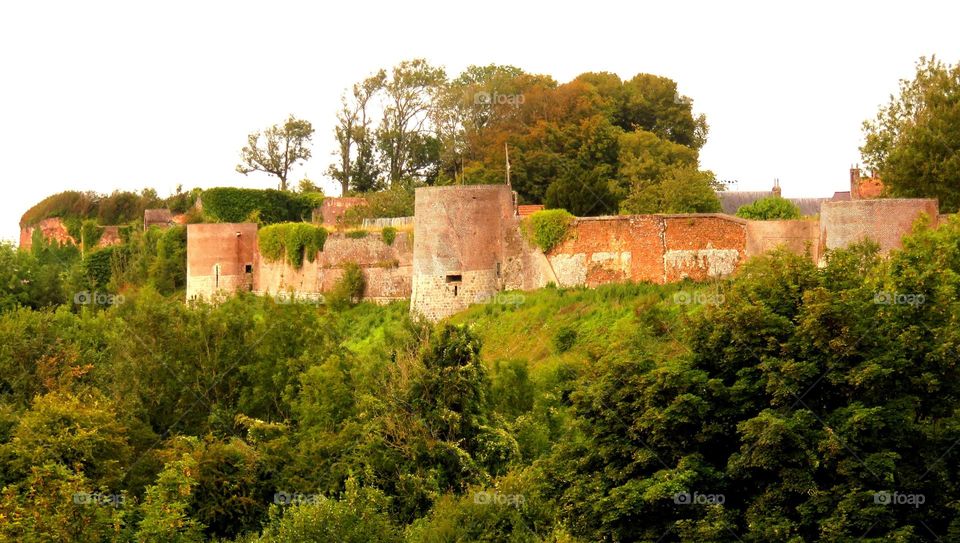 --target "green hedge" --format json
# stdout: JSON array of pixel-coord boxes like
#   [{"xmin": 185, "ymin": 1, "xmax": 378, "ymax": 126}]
[
  {"xmin": 523, "ymin": 209, "xmax": 575, "ymax": 253},
  {"xmin": 258, "ymin": 223, "xmax": 328, "ymax": 268},
  {"xmin": 202, "ymin": 188, "xmax": 318, "ymax": 224}
]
